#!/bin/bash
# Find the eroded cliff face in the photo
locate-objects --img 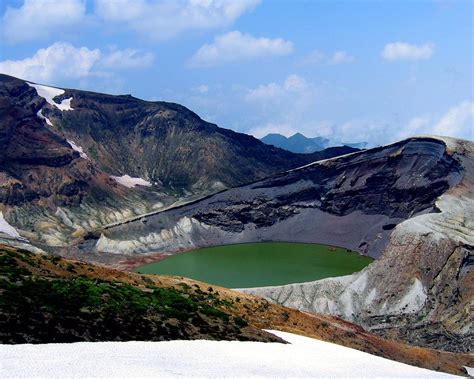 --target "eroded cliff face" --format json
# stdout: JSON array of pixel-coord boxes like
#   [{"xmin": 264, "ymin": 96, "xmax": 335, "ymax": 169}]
[
  {"xmin": 85, "ymin": 136, "xmax": 472, "ymax": 352},
  {"xmin": 0, "ymin": 74, "xmax": 351, "ymax": 247},
  {"xmin": 2, "ymin": 72, "xmax": 471, "ymax": 353},
  {"xmin": 0, "ymin": 75, "xmax": 176, "ymax": 246},
  {"xmin": 90, "ymin": 137, "xmax": 462, "ymax": 262},
  {"xmin": 243, "ymin": 137, "xmax": 473, "ymax": 352}
]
